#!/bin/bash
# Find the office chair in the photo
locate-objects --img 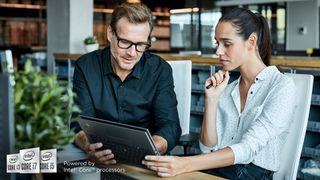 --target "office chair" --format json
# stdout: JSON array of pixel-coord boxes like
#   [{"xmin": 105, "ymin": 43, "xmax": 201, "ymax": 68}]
[
  {"xmin": 167, "ymin": 60, "xmax": 197, "ymax": 155},
  {"xmin": 273, "ymin": 73, "xmax": 314, "ymax": 180}
]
